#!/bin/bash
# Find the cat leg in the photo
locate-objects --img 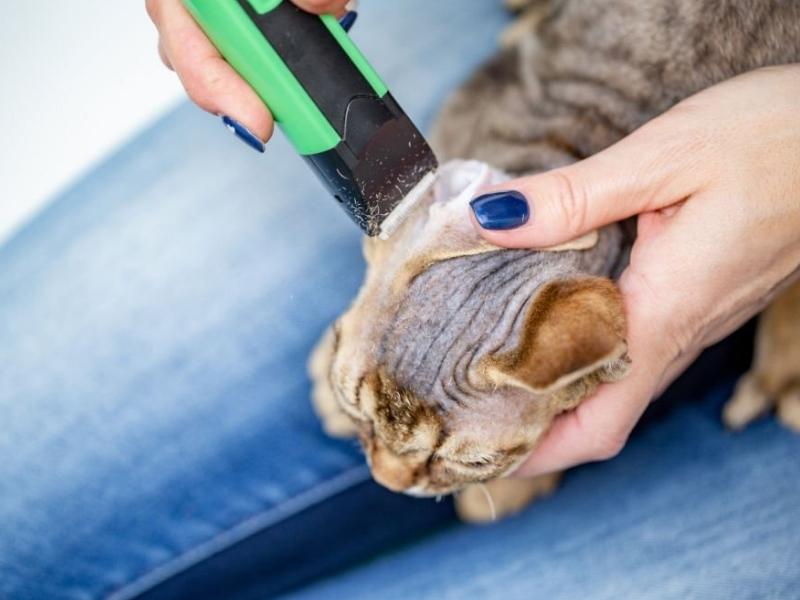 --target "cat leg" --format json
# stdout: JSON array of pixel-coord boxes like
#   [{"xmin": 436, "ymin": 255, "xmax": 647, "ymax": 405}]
[
  {"xmin": 722, "ymin": 373, "xmax": 774, "ymax": 431},
  {"xmin": 500, "ymin": 4, "xmax": 550, "ymax": 49},
  {"xmin": 724, "ymin": 282, "xmax": 800, "ymax": 431},
  {"xmin": 308, "ymin": 326, "xmax": 359, "ymax": 438},
  {"xmin": 765, "ymin": 283, "xmax": 800, "ymax": 433},
  {"xmin": 777, "ymin": 387, "xmax": 800, "ymax": 433},
  {"xmin": 504, "ymin": 0, "xmax": 536, "ymax": 12},
  {"xmin": 455, "ymin": 473, "xmax": 561, "ymax": 523}
]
